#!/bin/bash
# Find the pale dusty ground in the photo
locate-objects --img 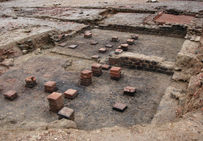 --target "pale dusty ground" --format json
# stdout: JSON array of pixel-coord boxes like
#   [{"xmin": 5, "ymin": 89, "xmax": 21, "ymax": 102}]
[{"xmin": 0, "ymin": 0, "xmax": 178, "ymax": 7}]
